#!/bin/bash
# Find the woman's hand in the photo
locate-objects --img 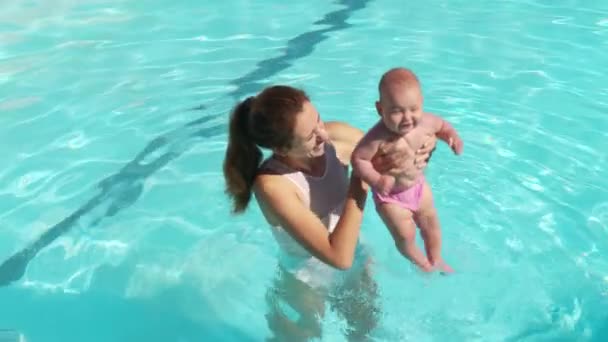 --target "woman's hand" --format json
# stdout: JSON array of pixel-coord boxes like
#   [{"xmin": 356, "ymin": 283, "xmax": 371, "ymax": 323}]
[
  {"xmin": 415, "ymin": 134, "xmax": 437, "ymax": 167},
  {"xmin": 372, "ymin": 135, "xmax": 437, "ymax": 174},
  {"xmin": 371, "ymin": 135, "xmax": 437, "ymax": 172},
  {"xmin": 371, "ymin": 136, "xmax": 406, "ymax": 173}
]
